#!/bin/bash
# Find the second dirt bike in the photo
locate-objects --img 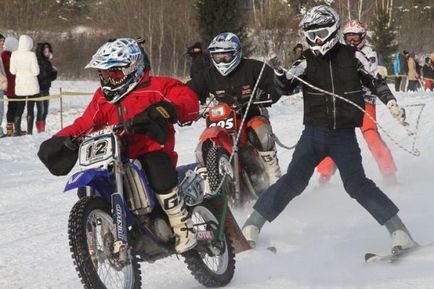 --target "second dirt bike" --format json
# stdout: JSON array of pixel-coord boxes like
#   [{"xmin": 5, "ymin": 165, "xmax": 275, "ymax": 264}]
[{"xmin": 195, "ymin": 102, "xmax": 272, "ymax": 207}]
